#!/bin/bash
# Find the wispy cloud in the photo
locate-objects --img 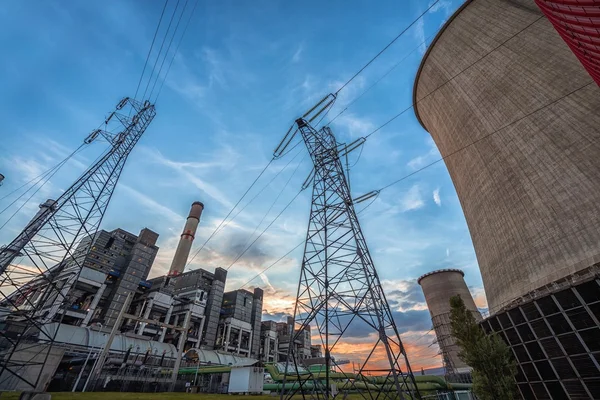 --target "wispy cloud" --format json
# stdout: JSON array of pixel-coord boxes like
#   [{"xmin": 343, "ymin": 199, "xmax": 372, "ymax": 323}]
[
  {"xmin": 119, "ymin": 184, "xmax": 185, "ymax": 224},
  {"xmin": 407, "ymin": 137, "xmax": 440, "ymax": 170},
  {"xmin": 140, "ymin": 147, "xmax": 234, "ymax": 209},
  {"xmin": 292, "ymin": 43, "xmax": 304, "ymax": 63},
  {"xmin": 400, "ymin": 184, "xmax": 424, "ymax": 212},
  {"xmin": 433, "ymin": 187, "xmax": 441, "ymax": 206}
]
